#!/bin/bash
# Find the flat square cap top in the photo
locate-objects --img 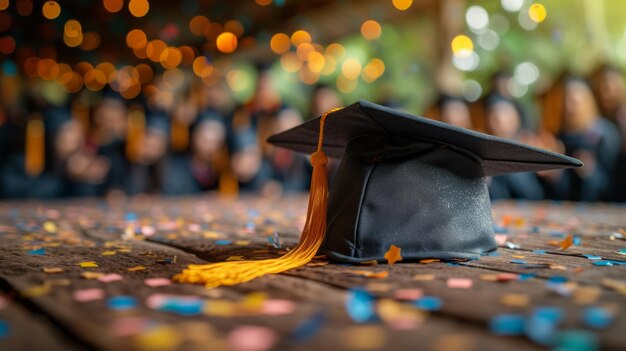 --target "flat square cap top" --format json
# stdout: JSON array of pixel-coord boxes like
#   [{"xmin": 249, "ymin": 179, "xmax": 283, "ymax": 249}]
[{"xmin": 267, "ymin": 100, "xmax": 582, "ymax": 176}]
